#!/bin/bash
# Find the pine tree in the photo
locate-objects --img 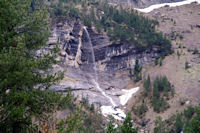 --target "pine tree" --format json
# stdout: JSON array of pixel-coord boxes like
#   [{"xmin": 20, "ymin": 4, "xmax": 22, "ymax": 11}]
[
  {"xmin": 175, "ymin": 114, "xmax": 183, "ymax": 133},
  {"xmin": 106, "ymin": 117, "xmax": 118, "ymax": 133},
  {"xmin": 143, "ymin": 75, "xmax": 151, "ymax": 96},
  {"xmin": 0, "ymin": 0, "xmax": 80, "ymax": 132},
  {"xmin": 120, "ymin": 113, "xmax": 137, "ymax": 133},
  {"xmin": 183, "ymin": 107, "xmax": 200, "ymax": 133},
  {"xmin": 134, "ymin": 59, "xmax": 142, "ymax": 82}
]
